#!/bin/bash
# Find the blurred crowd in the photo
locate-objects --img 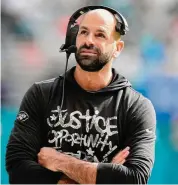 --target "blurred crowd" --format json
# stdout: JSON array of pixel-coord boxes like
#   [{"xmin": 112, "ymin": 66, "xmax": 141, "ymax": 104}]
[{"xmin": 1, "ymin": 0, "xmax": 178, "ymax": 183}]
